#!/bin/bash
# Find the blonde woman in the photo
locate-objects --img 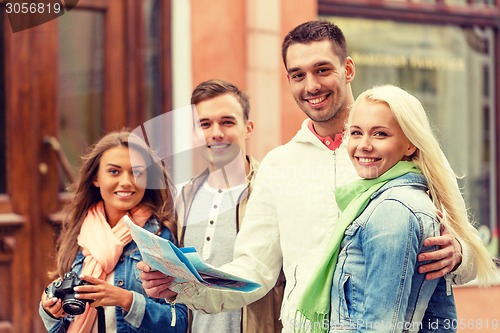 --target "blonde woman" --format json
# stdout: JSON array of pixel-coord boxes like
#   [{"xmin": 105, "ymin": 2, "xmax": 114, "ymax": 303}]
[{"xmin": 296, "ymin": 84, "xmax": 498, "ymax": 332}]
